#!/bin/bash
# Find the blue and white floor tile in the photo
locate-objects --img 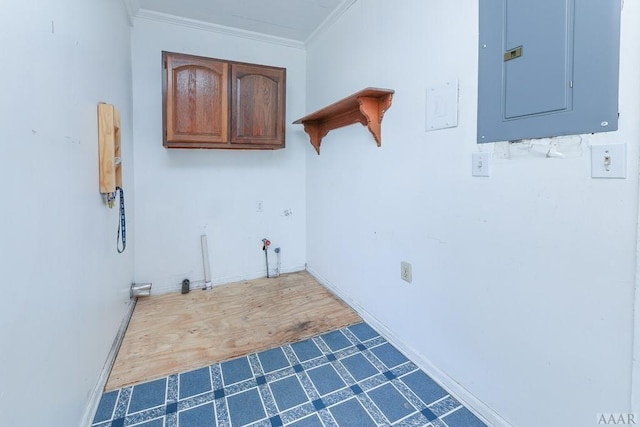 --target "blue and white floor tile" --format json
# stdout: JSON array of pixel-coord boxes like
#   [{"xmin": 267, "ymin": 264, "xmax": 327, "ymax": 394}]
[{"xmin": 93, "ymin": 322, "xmax": 487, "ymax": 427}]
